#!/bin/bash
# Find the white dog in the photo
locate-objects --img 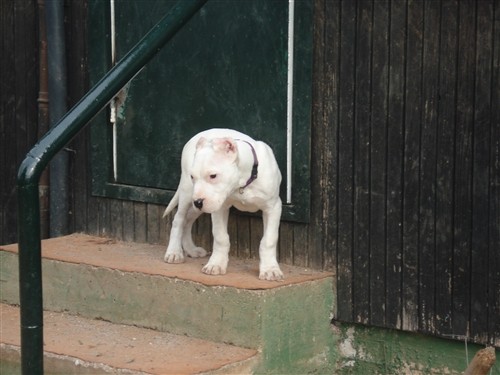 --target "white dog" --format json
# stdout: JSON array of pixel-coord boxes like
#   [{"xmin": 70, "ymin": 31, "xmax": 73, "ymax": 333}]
[{"xmin": 163, "ymin": 129, "xmax": 284, "ymax": 281}]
